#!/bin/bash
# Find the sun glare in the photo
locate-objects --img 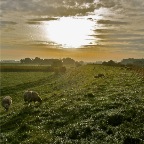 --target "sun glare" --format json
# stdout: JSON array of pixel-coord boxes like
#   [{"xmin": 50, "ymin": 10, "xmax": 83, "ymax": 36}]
[{"xmin": 43, "ymin": 17, "xmax": 95, "ymax": 48}]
